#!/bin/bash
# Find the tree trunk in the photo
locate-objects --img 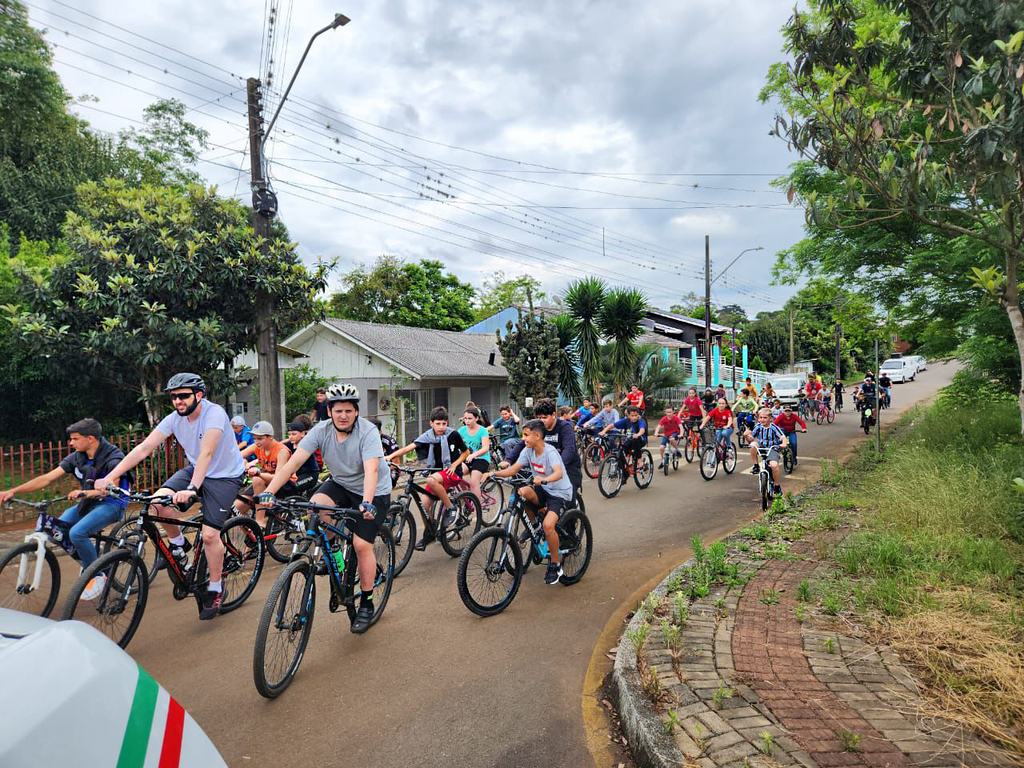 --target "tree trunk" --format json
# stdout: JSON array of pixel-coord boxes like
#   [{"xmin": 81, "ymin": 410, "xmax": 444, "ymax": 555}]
[
  {"xmin": 1001, "ymin": 250, "xmax": 1024, "ymax": 435},
  {"xmin": 139, "ymin": 377, "xmax": 162, "ymax": 428}
]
